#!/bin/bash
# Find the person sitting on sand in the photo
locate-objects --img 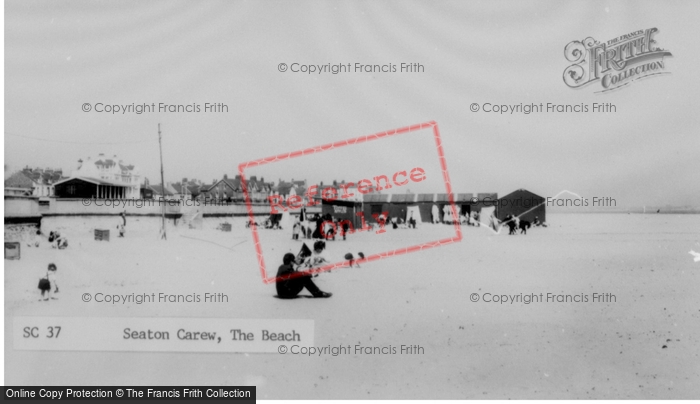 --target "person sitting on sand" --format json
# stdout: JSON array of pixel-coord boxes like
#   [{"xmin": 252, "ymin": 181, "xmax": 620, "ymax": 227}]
[
  {"xmin": 276, "ymin": 253, "xmax": 332, "ymax": 299},
  {"xmin": 56, "ymin": 233, "xmax": 68, "ymax": 249},
  {"xmin": 49, "ymin": 231, "xmax": 68, "ymax": 249},
  {"xmin": 304, "ymin": 240, "xmax": 329, "ymax": 270}
]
